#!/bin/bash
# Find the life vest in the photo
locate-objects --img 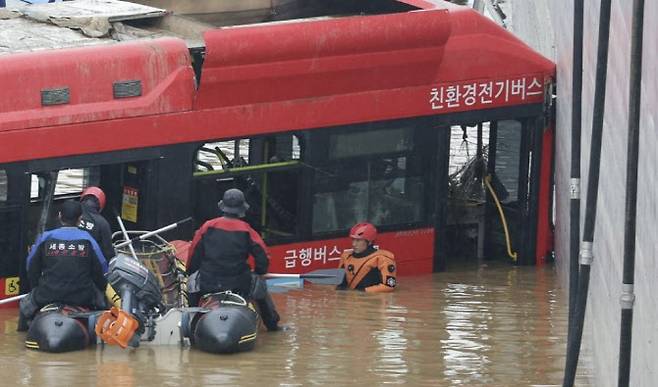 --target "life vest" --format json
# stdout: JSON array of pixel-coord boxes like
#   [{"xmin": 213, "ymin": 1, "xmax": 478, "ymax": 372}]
[{"xmin": 338, "ymin": 249, "xmax": 397, "ymax": 293}]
